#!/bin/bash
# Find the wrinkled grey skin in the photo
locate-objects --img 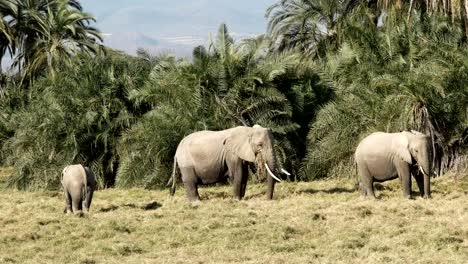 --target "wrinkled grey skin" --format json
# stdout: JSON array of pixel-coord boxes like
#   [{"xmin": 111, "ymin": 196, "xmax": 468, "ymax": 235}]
[
  {"xmin": 61, "ymin": 164, "xmax": 96, "ymax": 213},
  {"xmin": 170, "ymin": 126, "xmax": 280, "ymax": 201},
  {"xmin": 355, "ymin": 131, "xmax": 432, "ymax": 199}
]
